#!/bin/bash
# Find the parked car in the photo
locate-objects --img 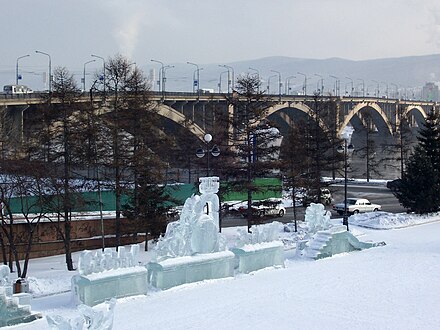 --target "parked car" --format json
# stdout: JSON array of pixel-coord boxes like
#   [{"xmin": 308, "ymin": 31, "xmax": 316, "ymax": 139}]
[
  {"xmin": 238, "ymin": 198, "xmax": 286, "ymax": 218},
  {"xmin": 302, "ymin": 188, "xmax": 332, "ymax": 206},
  {"xmin": 332, "ymin": 198, "xmax": 381, "ymax": 215}
]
